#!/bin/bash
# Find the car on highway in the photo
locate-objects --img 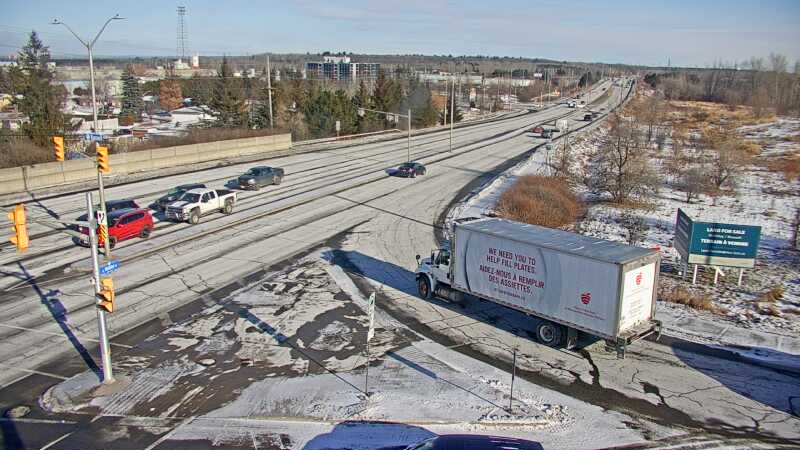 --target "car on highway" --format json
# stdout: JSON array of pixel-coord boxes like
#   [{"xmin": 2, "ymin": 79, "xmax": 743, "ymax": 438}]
[
  {"xmin": 237, "ymin": 166, "xmax": 284, "ymax": 190},
  {"xmin": 155, "ymin": 183, "xmax": 207, "ymax": 210},
  {"xmin": 584, "ymin": 113, "xmax": 593, "ymax": 121},
  {"xmin": 530, "ymin": 126, "xmax": 545, "ymax": 135},
  {"xmin": 396, "ymin": 161, "xmax": 426, "ymax": 178},
  {"xmin": 393, "ymin": 434, "xmax": 543, "ymax": 450},
  {"xmin": 166, "ymin": 188, "xmax": 237, "ymax": 224},
  {"xmin": 75, "ymin": 199, "xmax": 141, "ymax": 224},
  {"xmin": 79, "ymin": 207, "xmax": 153, "ymax": 249},
  {"xmin": 541, "ymin": 129, "xmax": 553, "ymax": 139}
]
